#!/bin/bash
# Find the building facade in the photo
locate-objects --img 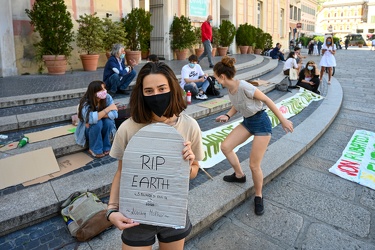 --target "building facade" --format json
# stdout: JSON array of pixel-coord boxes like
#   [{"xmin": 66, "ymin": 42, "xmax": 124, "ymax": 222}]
[
  {"xmin": 316, "ymin": 0, "xmax": 375, "ymax": 40},
  {"xmin": 1, "ymin": 0, "xmax": 296, "ymax": 76}
]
